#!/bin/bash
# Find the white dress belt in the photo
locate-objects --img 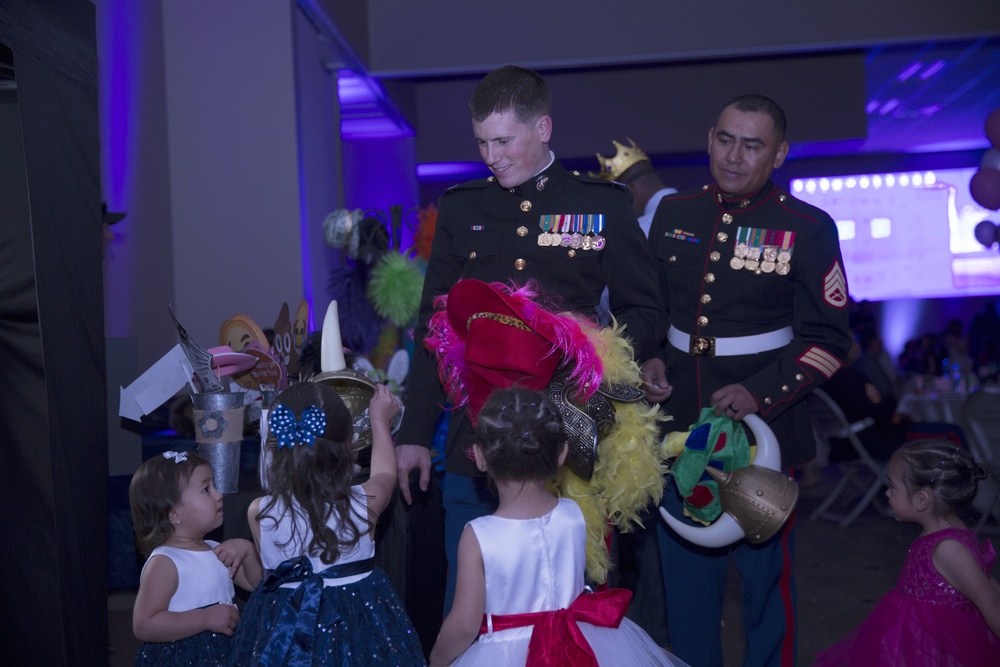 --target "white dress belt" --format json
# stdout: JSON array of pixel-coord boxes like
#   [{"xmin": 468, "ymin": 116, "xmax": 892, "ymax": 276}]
[{"xmin": 668, "ymin": 325, "xmax": 794, "ymax": 357}]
